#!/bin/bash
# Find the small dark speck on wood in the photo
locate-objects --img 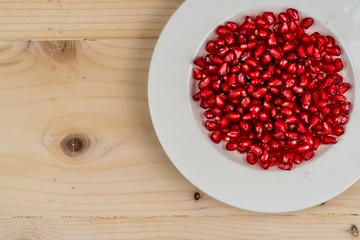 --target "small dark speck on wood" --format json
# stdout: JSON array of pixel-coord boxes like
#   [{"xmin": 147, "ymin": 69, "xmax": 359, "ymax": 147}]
[
  {"xmin": 351, "ymin": 225, "xmax": 358, "ymax": 237},
  {"xmin": 194, "ymin": 192, "xmax": 201, "ymax": 200}
]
